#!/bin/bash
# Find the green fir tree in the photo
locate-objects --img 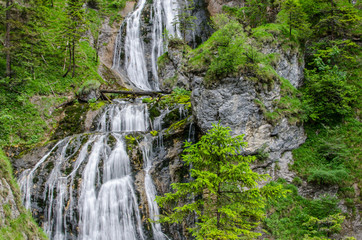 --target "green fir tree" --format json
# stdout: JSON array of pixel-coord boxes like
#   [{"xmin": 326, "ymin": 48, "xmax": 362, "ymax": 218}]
[{"xmin": 157, "ymin": 123, "xmax": 286, "ymax": 240}]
